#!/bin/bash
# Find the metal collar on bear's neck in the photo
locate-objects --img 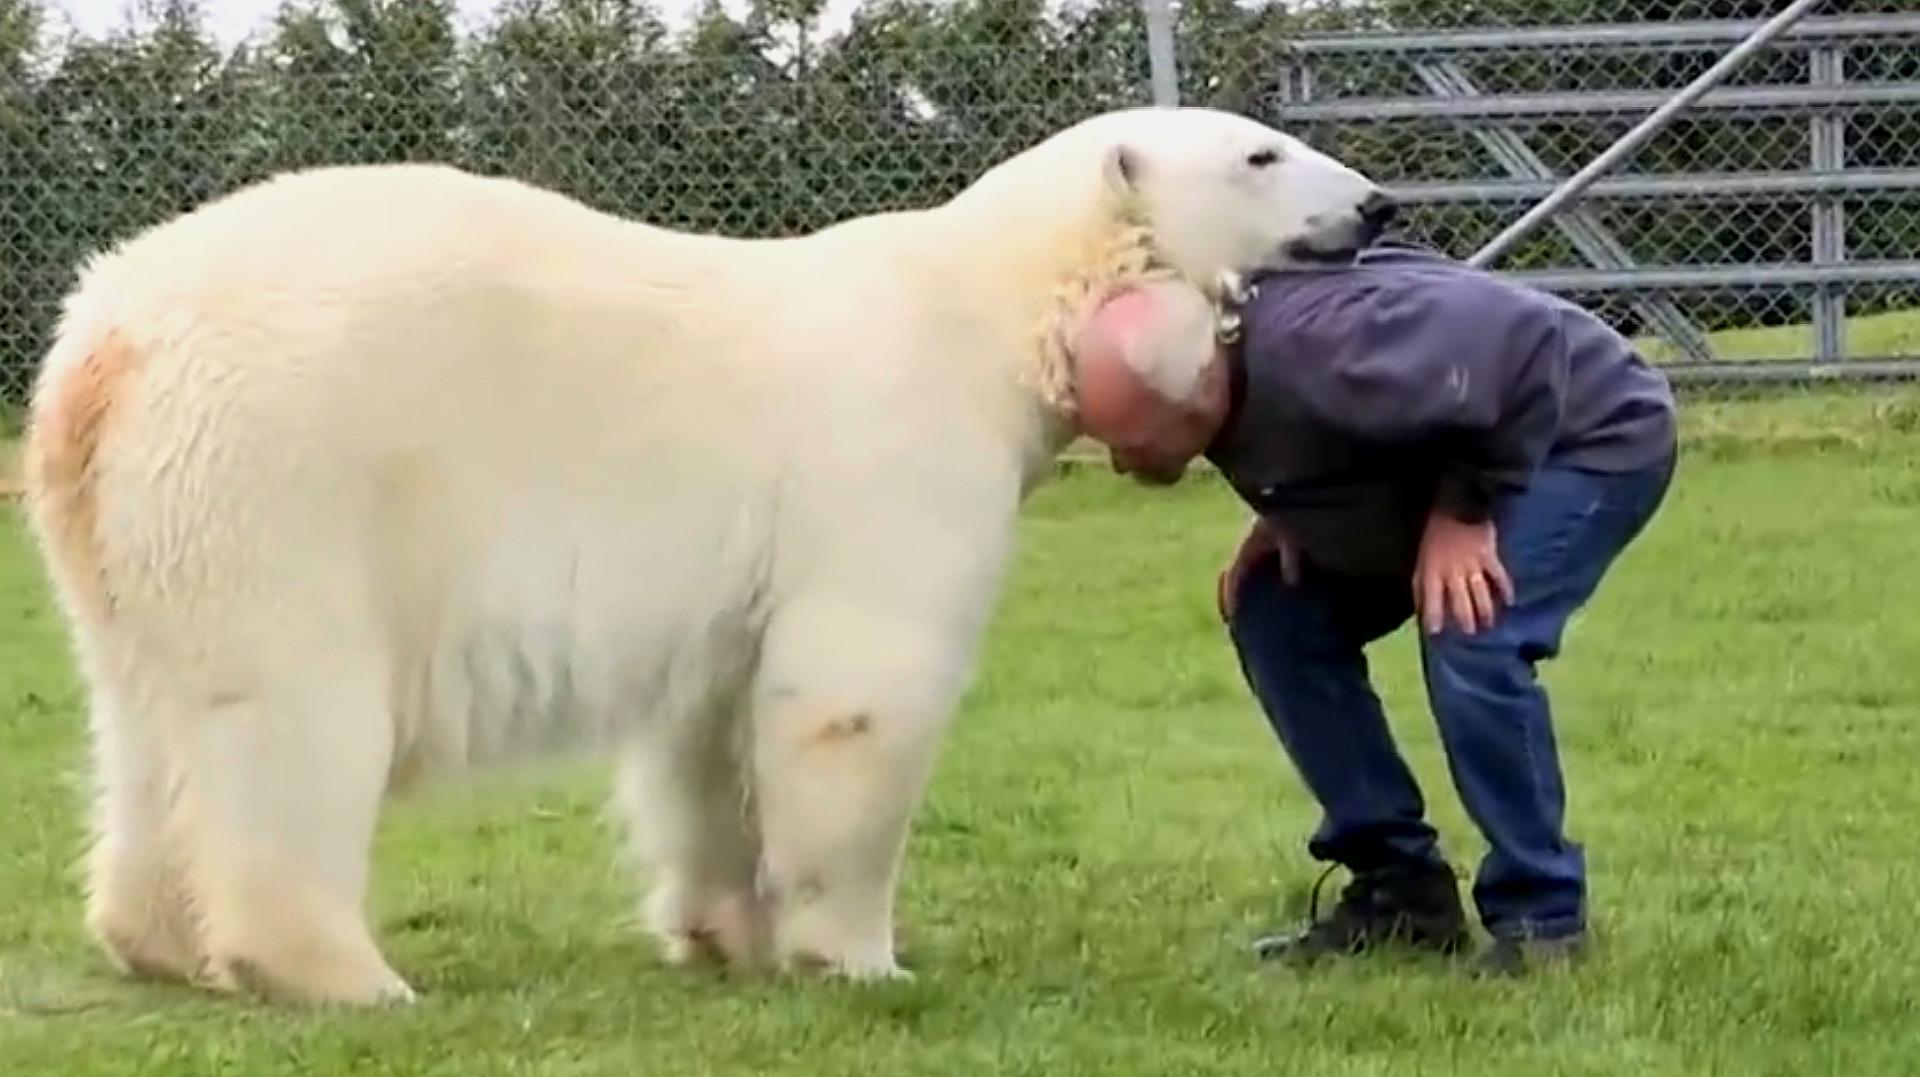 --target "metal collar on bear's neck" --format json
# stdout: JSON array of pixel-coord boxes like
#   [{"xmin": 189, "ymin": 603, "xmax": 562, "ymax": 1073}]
[
  {"xmin": 1206, "ymin": 274, "xmax": 1256, "ymax": 460},
  {"xmin": 1212, "ymin": 271, "xmax": 1255, "ymax": 349}
]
